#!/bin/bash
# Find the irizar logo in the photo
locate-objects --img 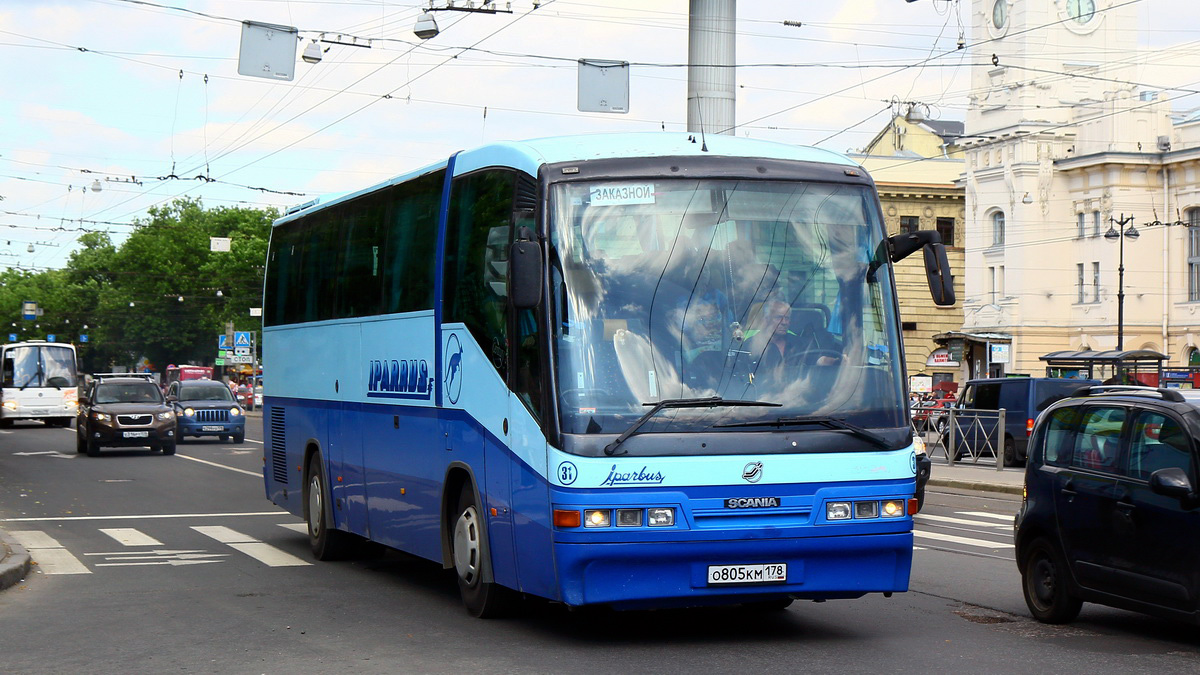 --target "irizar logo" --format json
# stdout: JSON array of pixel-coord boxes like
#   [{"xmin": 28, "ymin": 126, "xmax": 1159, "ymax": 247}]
[
  {"xmin": 742, "ymin": 461, "xmax": 763, "ymax": 483},
  {"xmin": 367, "ymin": 358, "xmax": 432, "ymax": 400}
]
